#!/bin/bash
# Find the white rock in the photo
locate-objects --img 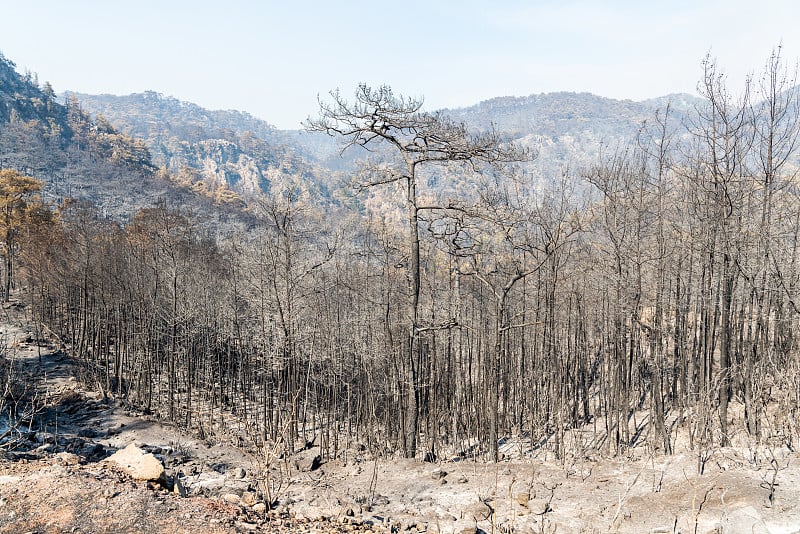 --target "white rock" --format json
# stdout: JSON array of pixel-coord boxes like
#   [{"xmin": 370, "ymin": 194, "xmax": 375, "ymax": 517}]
[{"xmin": 105, "ymin": 443, "xmax": 165, "ymax": 481}]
